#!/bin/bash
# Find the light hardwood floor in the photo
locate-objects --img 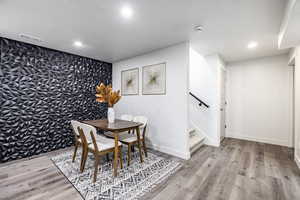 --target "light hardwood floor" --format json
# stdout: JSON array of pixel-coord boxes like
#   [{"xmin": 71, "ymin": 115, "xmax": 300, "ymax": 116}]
[{"xmin": 1, "ymin": 138, "xmax": 300, "ymax": 200}]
